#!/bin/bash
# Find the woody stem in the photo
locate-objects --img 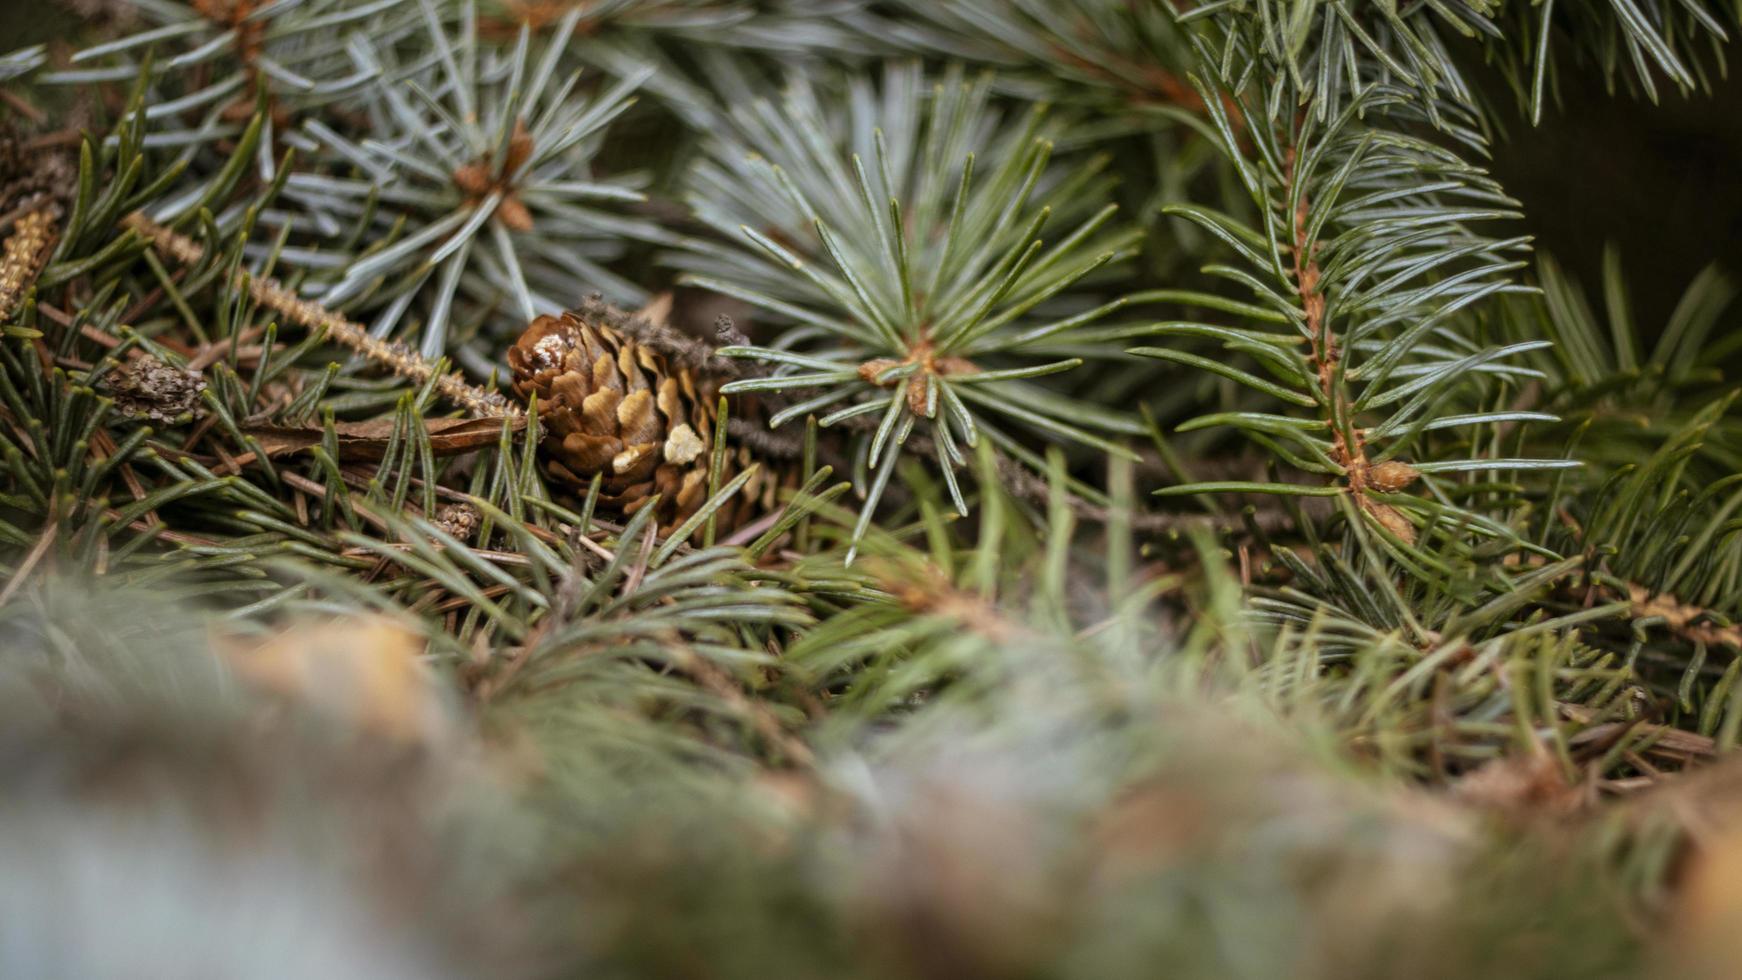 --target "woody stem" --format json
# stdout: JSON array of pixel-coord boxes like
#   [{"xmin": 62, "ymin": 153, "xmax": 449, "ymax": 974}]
[{"xmin": 1285, "ymin": 142, "xmax": 1366, "ymax": 495}]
